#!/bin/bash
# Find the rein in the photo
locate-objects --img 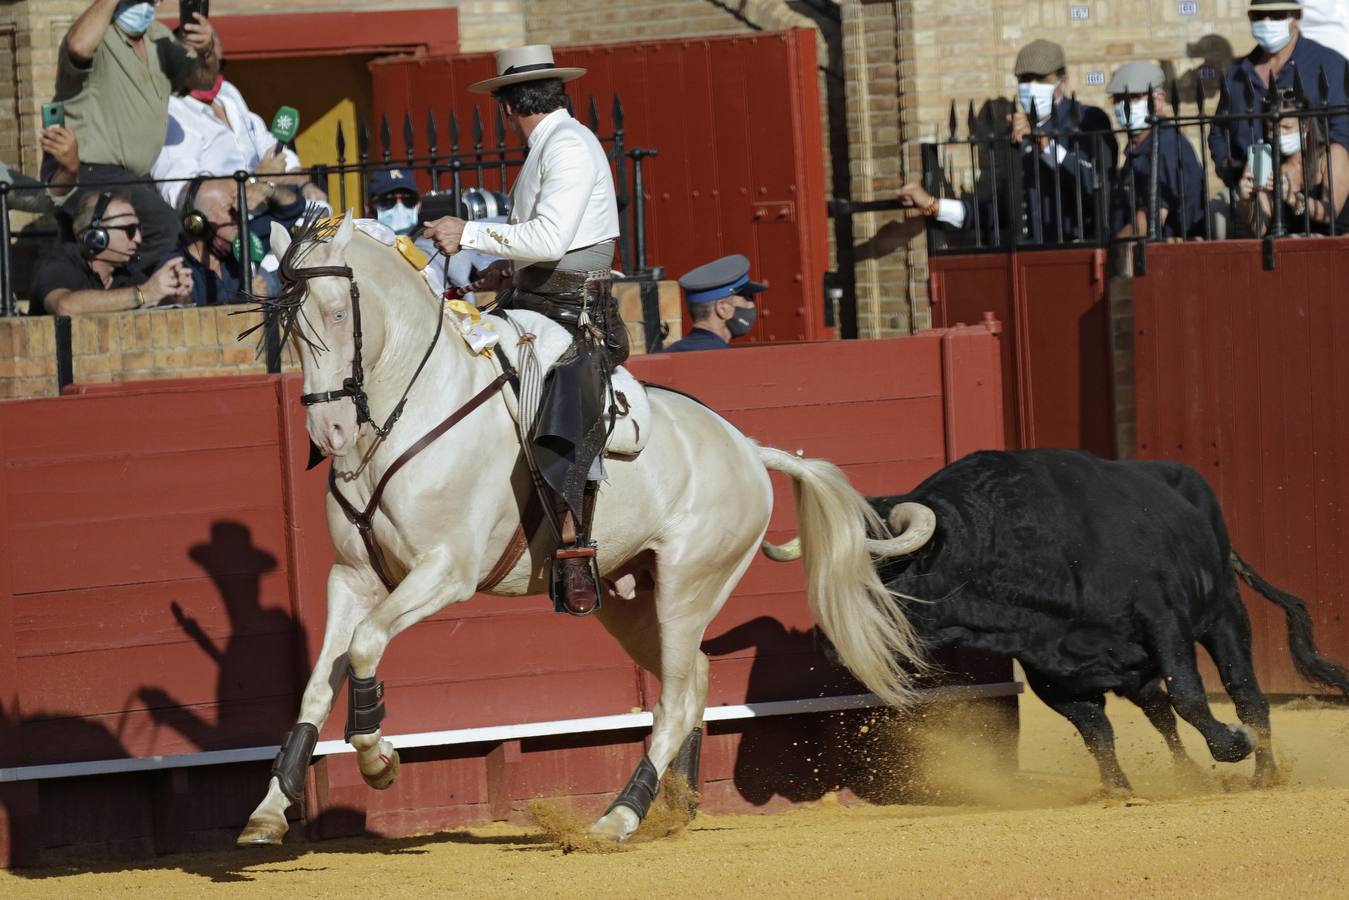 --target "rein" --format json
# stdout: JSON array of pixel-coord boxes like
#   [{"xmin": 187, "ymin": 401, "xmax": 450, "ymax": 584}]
[{"xmin": 283, "ymin": 254, "xmax": 539, "ymax": 594}]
